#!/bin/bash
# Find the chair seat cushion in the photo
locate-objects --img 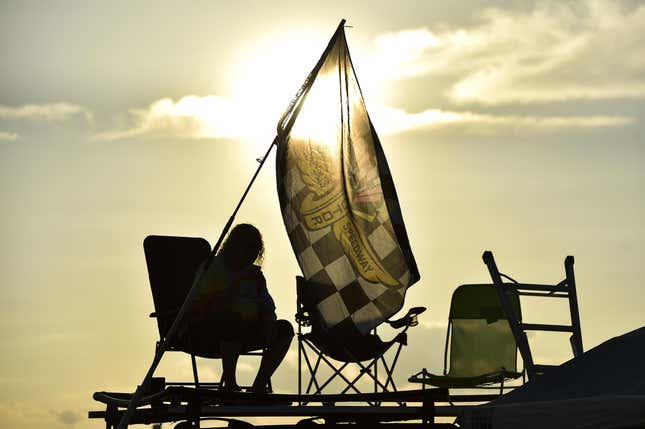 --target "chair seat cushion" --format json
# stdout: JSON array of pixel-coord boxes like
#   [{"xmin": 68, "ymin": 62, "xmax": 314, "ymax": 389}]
[{"xmin": 409, "ymin": 369, "xmax": 523, "ymax": 388}]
